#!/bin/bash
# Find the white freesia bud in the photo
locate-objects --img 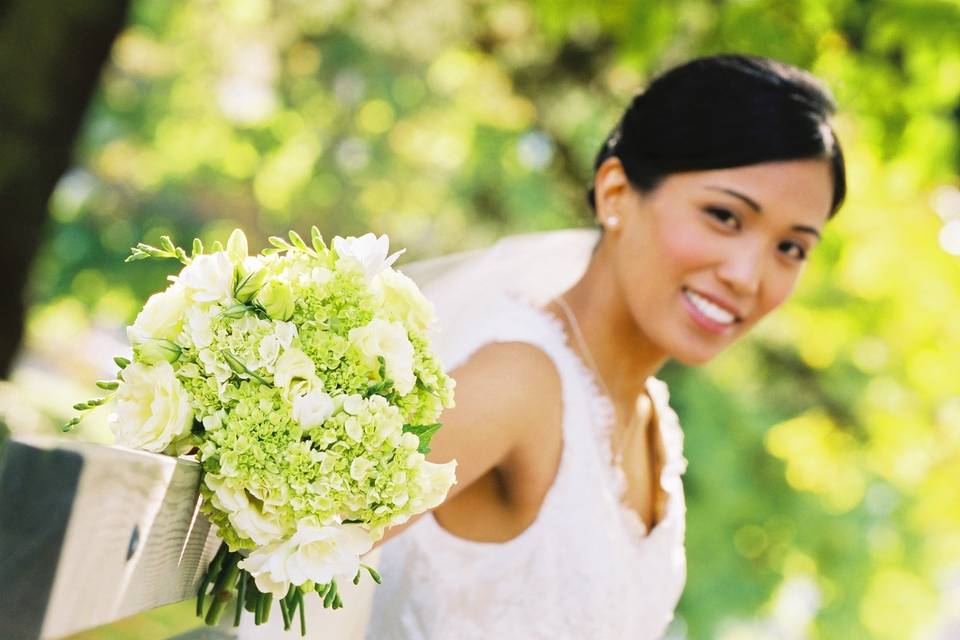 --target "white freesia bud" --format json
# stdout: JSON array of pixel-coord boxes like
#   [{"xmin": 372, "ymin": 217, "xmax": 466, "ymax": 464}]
[
  {"xmin": 292, "ymin": 389, "xmax": 335, "ymax": 429},
  {"xmin": 107, "ymin": 361, "xmax": 194, "ymax": 453},
  {"xmin": 372, "ymin": 267, "xmax": 437, "ymax": 329},
  {"xmin": 127, "ymin": 284, "xmax": 188, "ymax": 344},
  {"xmin": 274, "ymin": 347, "xmax": 319, "ymax": 398},
  {"xmin": 332, "ymin": 233, "xmax": 404, "ymax": 281},
  {"xmin": 226, "ymin": 228, "xmax": 248, "ymax": 264},
  {"xmin": 238, "ymin": 519, "xmax": 374, "ymax": 598},
  {"xmin": 349, "ymin": 319, "xmax": 416, "ymax": 395},
  {"xmin": 176, "ymin": 252, "xmax": 235, "ymax": 304}
]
